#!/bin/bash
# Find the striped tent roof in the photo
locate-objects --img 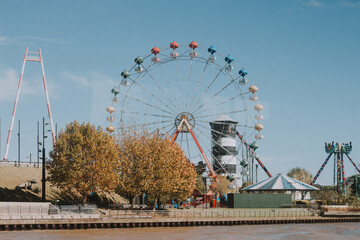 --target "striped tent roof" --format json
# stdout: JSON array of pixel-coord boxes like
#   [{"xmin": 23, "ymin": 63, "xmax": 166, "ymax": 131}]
[{"xmin": 242, "ymin": 173, "xmax": 319, "ymax": 191}]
